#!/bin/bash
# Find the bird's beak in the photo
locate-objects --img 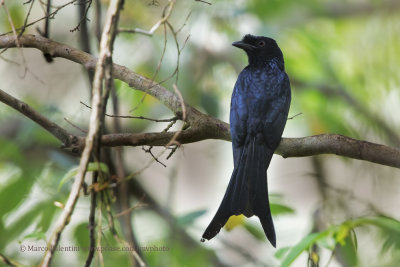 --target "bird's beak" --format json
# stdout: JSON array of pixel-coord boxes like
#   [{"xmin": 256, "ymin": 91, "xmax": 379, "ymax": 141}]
[{"xmin": 232, "ymin": 41, "xmax": 255, "ymax": 51}]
